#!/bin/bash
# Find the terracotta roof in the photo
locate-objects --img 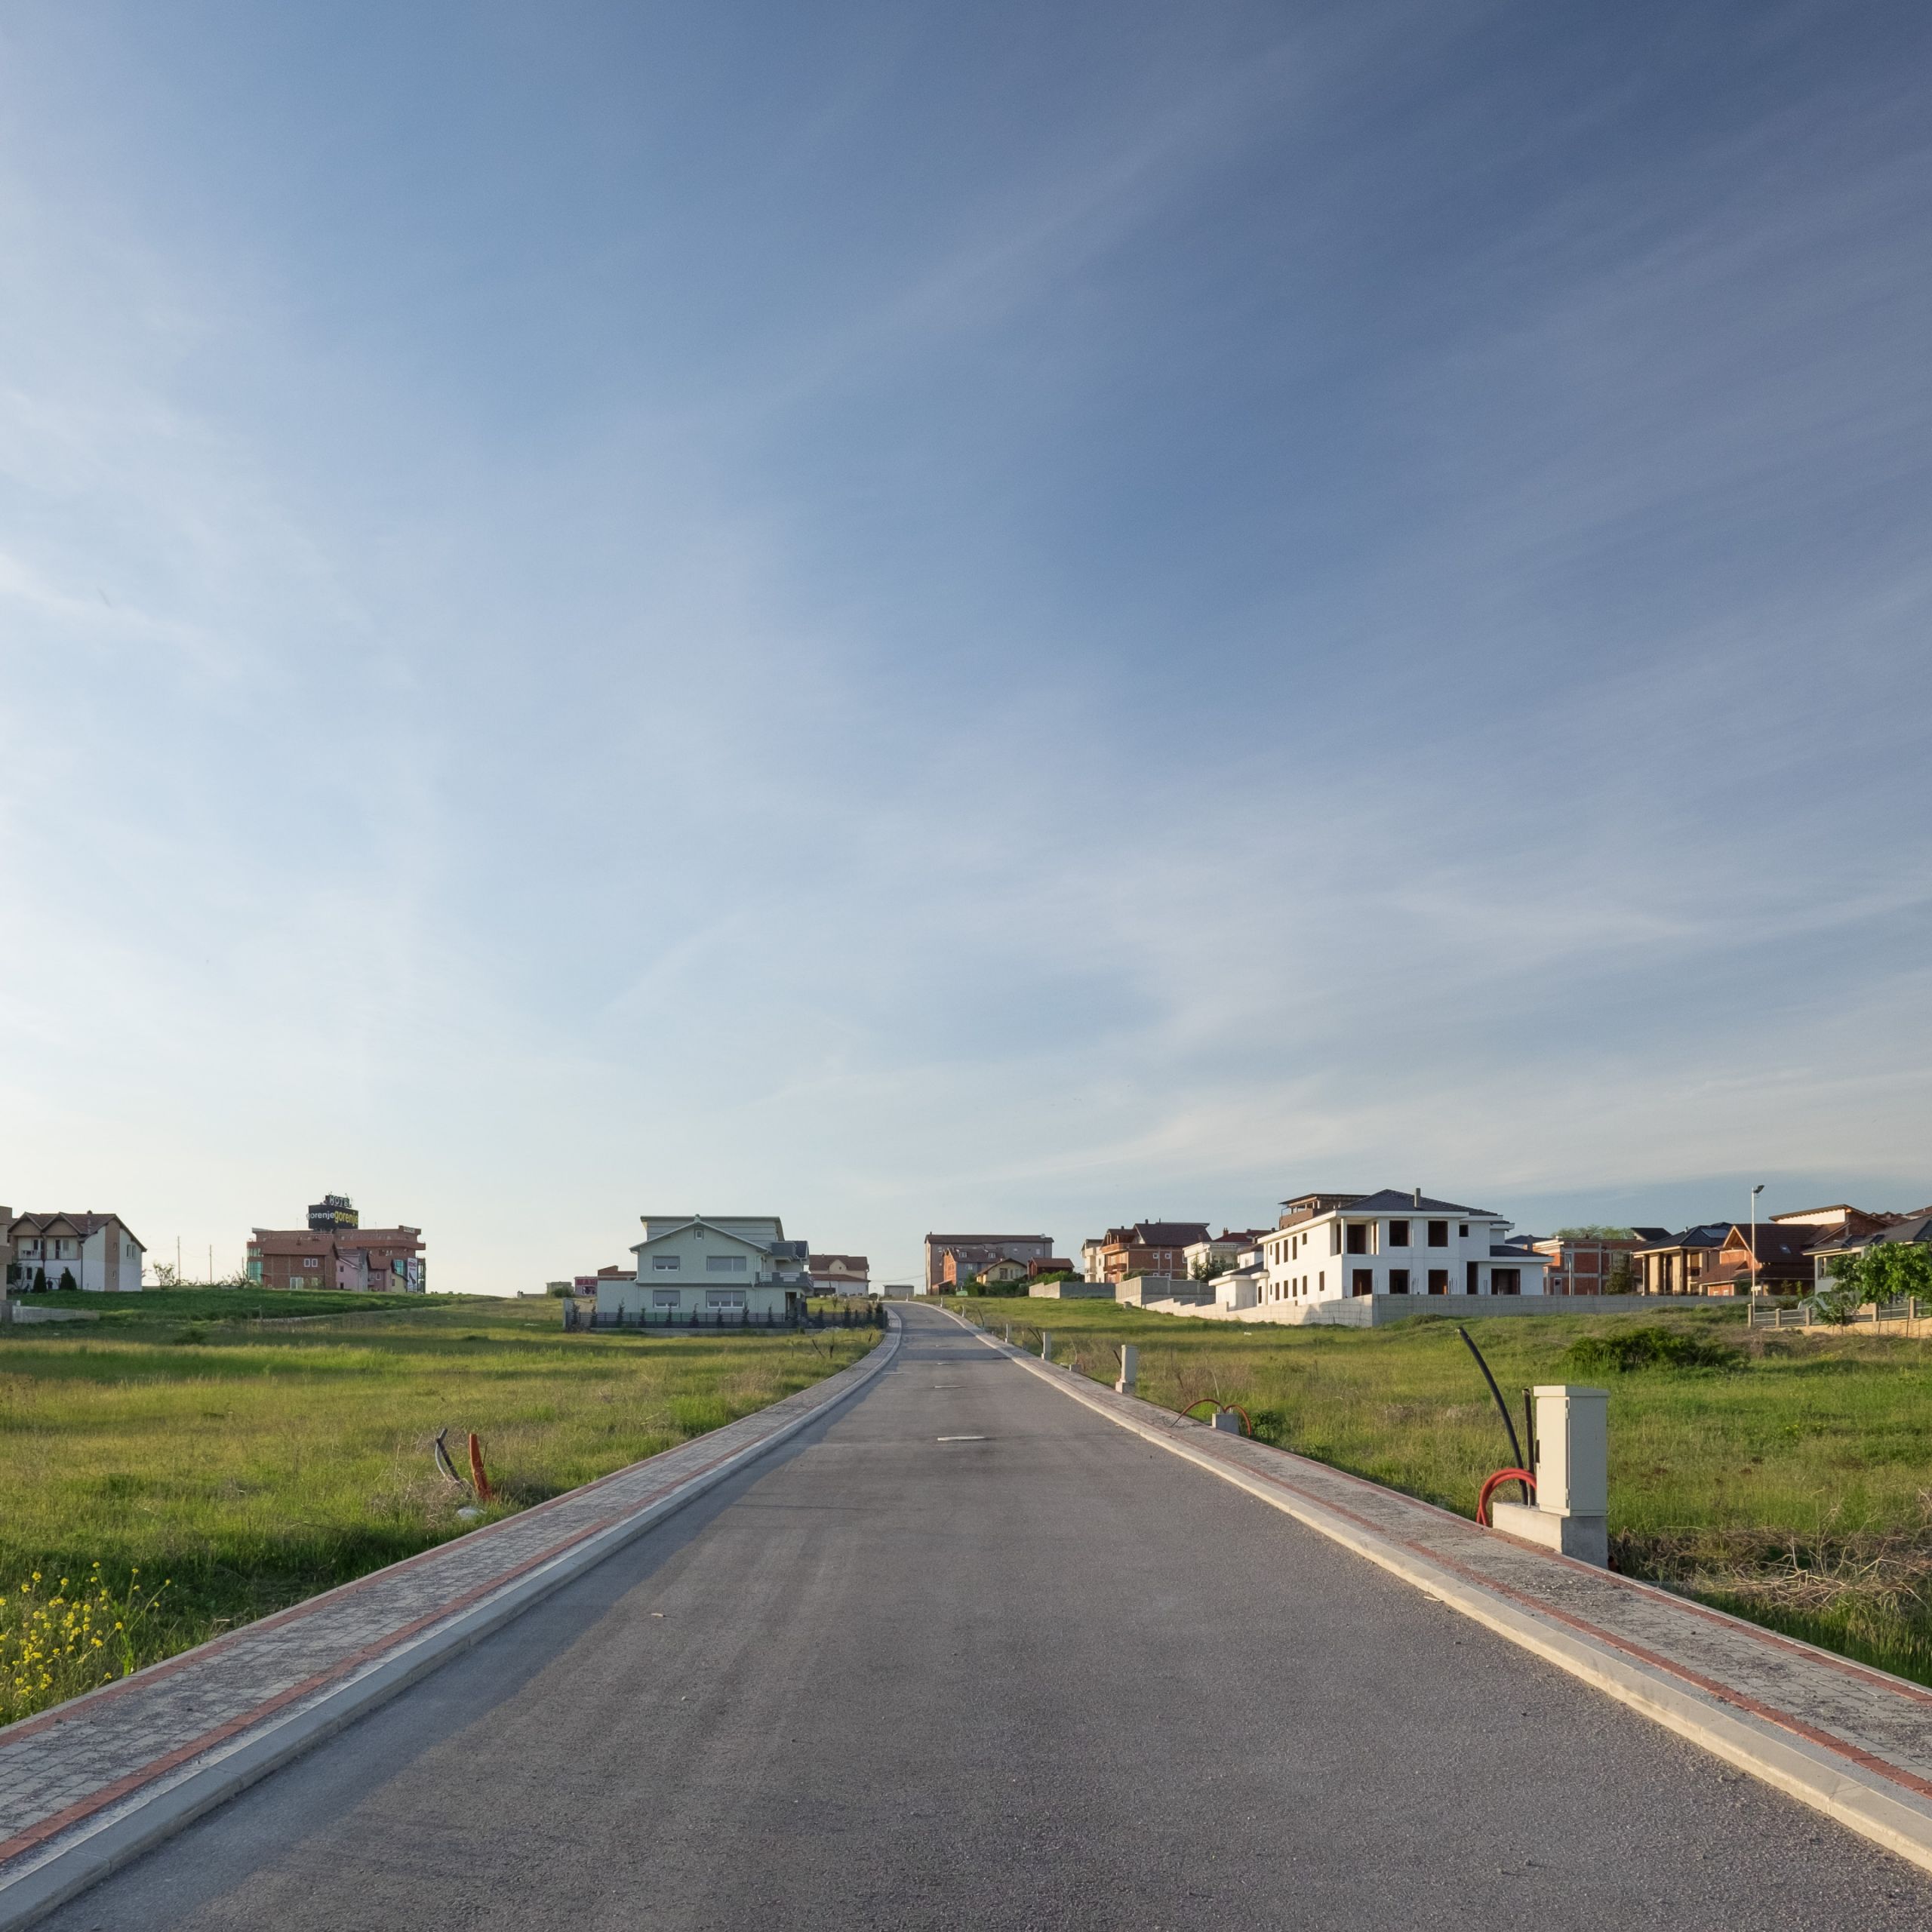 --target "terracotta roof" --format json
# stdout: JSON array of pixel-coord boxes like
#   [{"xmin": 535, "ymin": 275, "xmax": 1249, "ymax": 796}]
[{"xmin": 11, "ymin": 1211, "xmax": 142, "ymax": 1245}]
